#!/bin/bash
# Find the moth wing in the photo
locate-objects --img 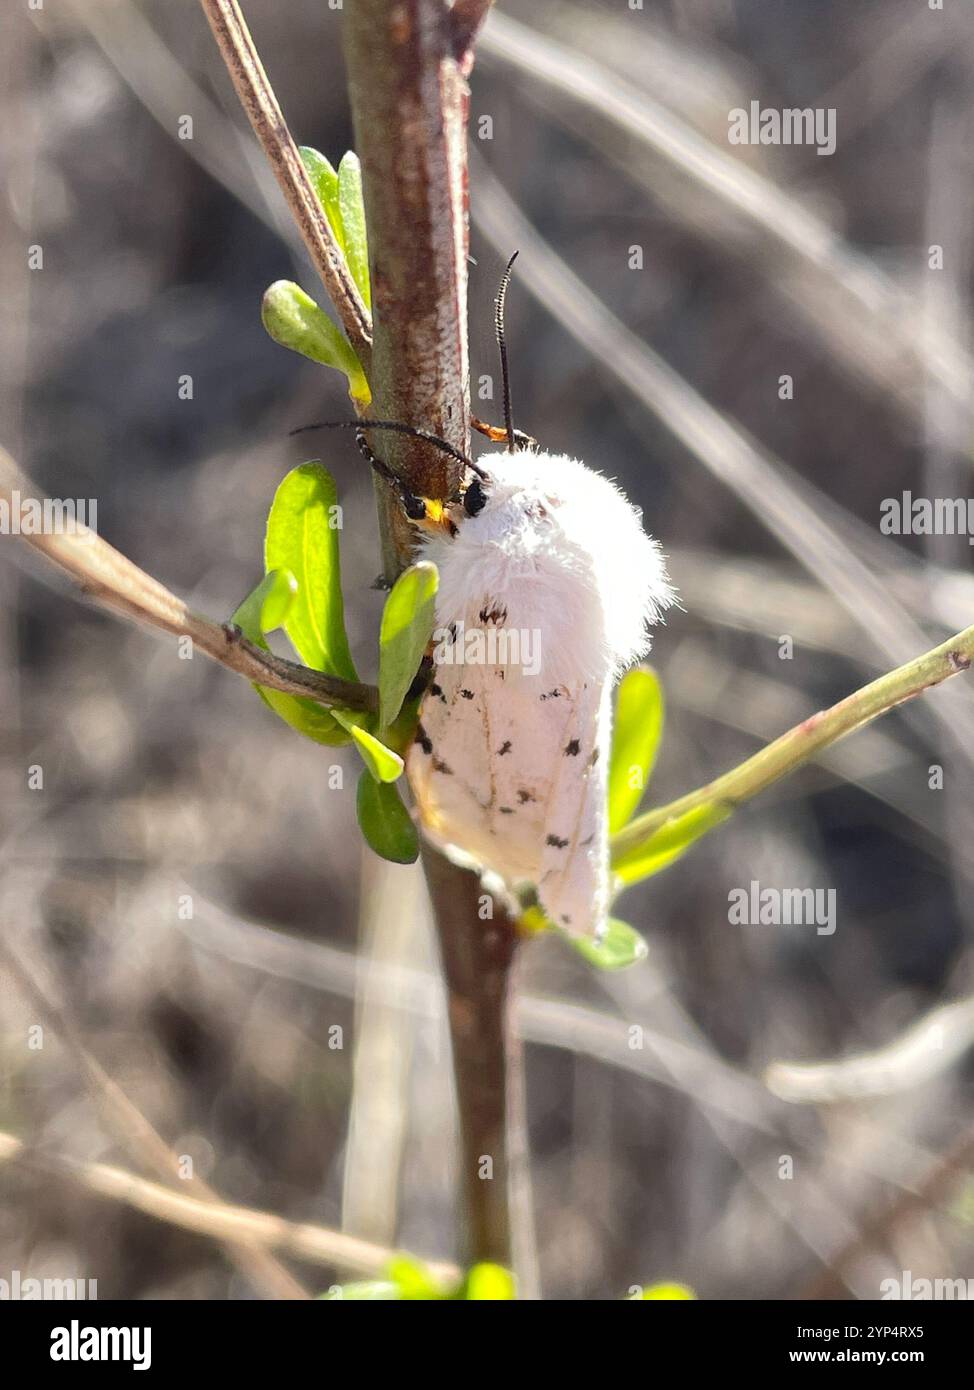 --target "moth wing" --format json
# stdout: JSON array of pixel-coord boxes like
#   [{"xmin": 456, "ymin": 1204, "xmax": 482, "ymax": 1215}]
[
  {"xmin": 408, "ymin": 658, "xmax": 489, "ymax": 850},
  {"xmin": 409, "ymin": 655, "xmax": 483, "ymax": 778},
  {"xmin": 407, "ymin": 658, "xmax": 560, "ymax": 886},
  {"xmin": 536, "ymin": 679, "xmax": 613, "ymax": 939}
]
